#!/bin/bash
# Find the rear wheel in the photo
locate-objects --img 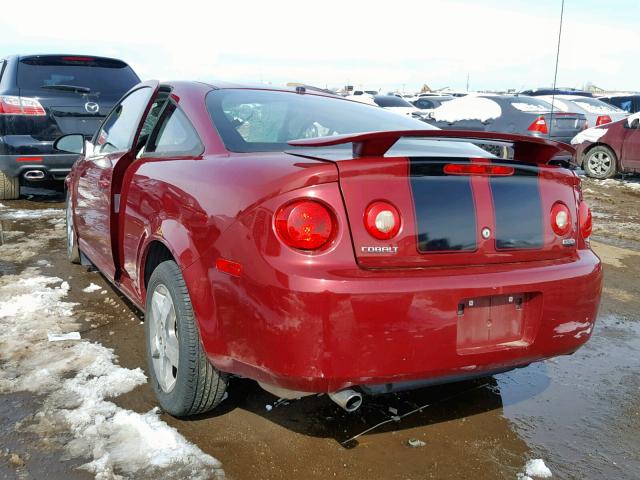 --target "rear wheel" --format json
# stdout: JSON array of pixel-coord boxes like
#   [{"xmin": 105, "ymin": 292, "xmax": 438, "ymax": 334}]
[
  {"xmin": 584, "ymin": 145, "xmax": 617, "ymax": 179},
  {"xmin": 145, "ymin": 260, "xmax": 228, "ymax": 416},
  {"xmin": 0, "ymin": 170, "xmax": 19, "ymax": 200},
  {"xmin": 65, "ymin": 193, "xmax": 81, "ymax": 264}
]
